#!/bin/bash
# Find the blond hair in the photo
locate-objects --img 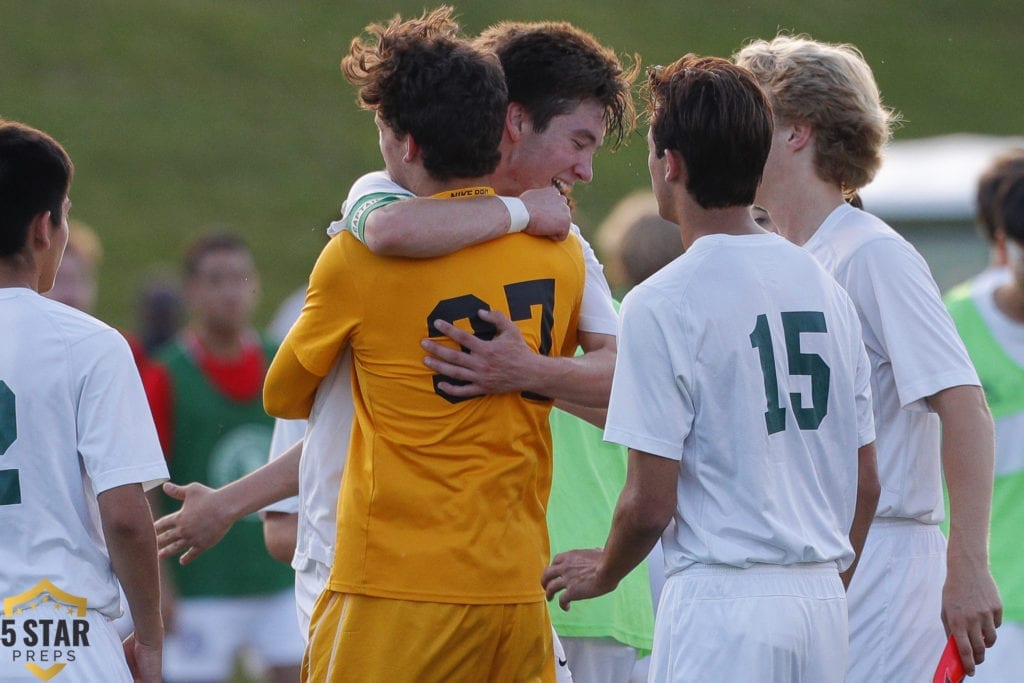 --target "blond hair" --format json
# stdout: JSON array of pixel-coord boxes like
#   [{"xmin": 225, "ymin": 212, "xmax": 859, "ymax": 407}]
[
  {"xmin": 597, "ymin": 191, "xmax": 683, "ymax": 291},
  {"xmin": 734, "ymin": 34, "xmax": 898, "ymax": 194},
  {"xmin": 66, "ymin": 220, "xmax": 102, "ymax": 268}
]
